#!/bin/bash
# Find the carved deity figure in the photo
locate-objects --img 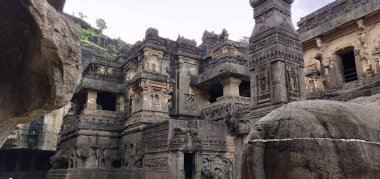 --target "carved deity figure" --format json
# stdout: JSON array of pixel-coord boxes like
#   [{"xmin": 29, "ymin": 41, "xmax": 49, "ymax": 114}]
[
  {"xmin": 257, "ymin": 69, "xmax": 269, "ymax": 98},
  {"xmin": 201, "ymin": 156, "xmax": 233, "ymax": 179},
  {"xmin": 218, "ymin": 29, "xmax": 229, "ymax": 42},
  {"xmin": 96, "ymin": 148, "xmax": 106, "ymax": 167}
]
